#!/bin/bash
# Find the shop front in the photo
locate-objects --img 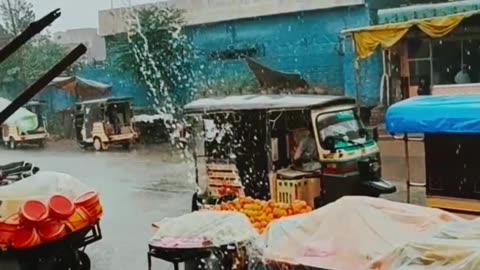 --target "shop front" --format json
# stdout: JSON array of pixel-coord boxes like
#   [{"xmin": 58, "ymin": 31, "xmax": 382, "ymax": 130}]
[{"xmin": 343, "ymin": 7, "xmax": 480, "ymax": 104}]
